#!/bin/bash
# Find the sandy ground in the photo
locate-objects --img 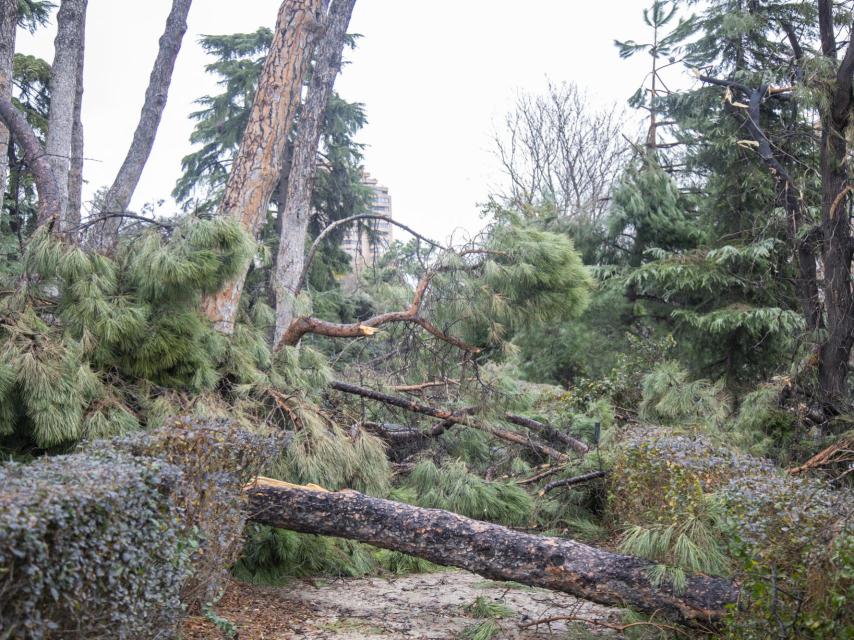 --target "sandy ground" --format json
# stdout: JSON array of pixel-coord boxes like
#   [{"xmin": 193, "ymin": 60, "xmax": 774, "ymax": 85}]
[{"xmin": 182, "ymin": 570, "xmax": 624, "ymax": 639}]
